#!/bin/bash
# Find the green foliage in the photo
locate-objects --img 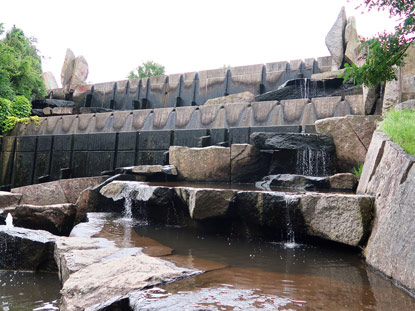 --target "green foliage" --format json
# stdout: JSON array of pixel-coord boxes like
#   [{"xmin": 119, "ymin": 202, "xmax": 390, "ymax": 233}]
[
  {"xmin": 0, "ymin": 25, "xmax": 46, "ymax": 100},
  {"xmin": 10, "ymin": 95, "xmax": 31, "ymax": 118},
  {"xmin": 0, "ymin": 97, "xmax": 12, "ymax": 132},
  {"xmin": 342, "ymin": 0, "xmax": 414, "ymax": 88},
  {"xmin": 352, "ymin": 163, "xmax": 364, "ymax": 179},
  {"xmin": 381, "ymin": 108, "xmax": 415, "ymax": 155},
  {"xmin": 128, "ymin": 61, "xmax": 165, "ymax": 79}
]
